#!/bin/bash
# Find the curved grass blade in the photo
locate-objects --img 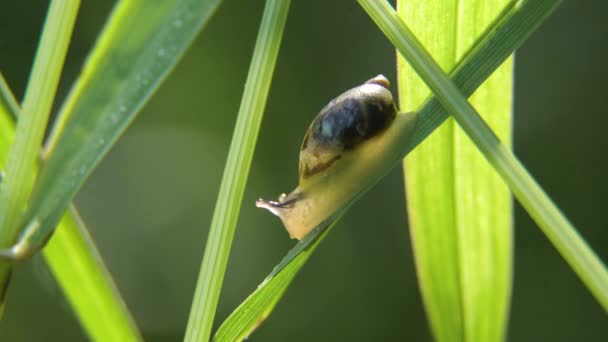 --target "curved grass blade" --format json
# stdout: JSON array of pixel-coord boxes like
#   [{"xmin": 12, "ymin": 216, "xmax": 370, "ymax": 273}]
[
  {"xmin": 184, "ymin": 0, "xmax": 291, "ymax": 340},
  {"xmin": 0, "ymin": 75, "xmax": 141, "ymax": 340},
  {"xmin": 215, "ymin": 0, "xmax": 568, "ymax": 339},
  {"xmin": 362, "ymin": 0, "xmax": 608, "ymax": 310},
  {"xmin": 18, "ymin": 0, "xmax": 222, "ymax": 258},
  {"xmin": 397, "ymin": 0, "xmax": 513, "ymax": 341},
  {"xmin": 0, "ymin": 0, "xmax": 80, "ymax": 308}
]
